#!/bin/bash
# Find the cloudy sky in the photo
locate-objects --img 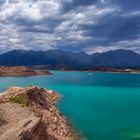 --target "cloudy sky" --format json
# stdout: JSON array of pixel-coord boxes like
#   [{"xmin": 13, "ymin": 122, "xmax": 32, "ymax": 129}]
[{"xmin": 0, "ymin": 0, "xmax": 140, "ymax": 54}]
